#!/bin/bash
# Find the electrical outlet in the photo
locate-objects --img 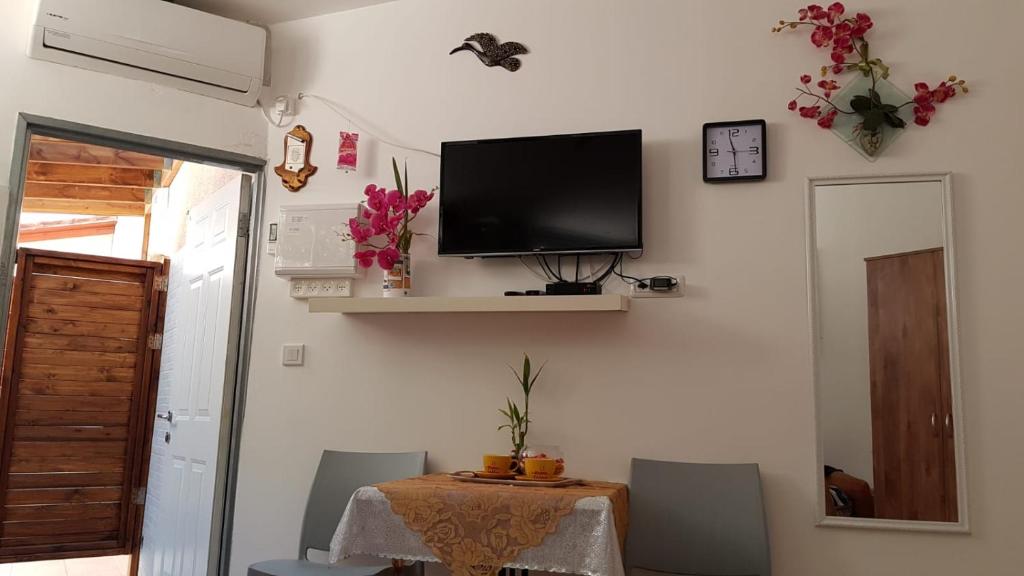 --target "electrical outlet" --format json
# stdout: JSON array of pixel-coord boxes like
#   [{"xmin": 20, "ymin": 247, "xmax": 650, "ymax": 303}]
[
  {"xmin": 630, "ymin": 274, "xmax": 685, "ymax": 298},
  {"xmin": 288, "ymin": 278, "xmax": 353, "ymax": 299}
]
